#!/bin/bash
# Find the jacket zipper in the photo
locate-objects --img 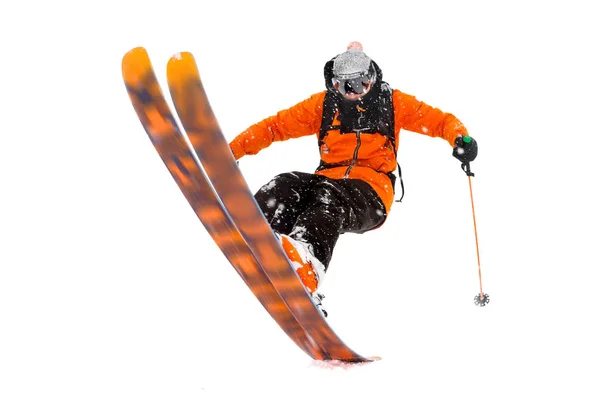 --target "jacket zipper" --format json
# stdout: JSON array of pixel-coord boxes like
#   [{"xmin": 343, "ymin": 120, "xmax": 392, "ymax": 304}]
[{"xmin": 344, "ymin": 131, "xmax": 362, "ymax": 178}]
